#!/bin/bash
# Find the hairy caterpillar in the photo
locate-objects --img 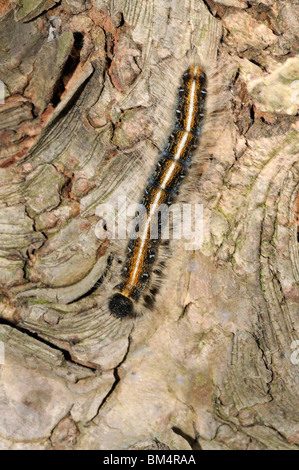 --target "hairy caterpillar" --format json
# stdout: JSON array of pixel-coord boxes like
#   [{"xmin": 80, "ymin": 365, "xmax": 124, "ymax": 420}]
[{"xmin": 109, "ymin": 65, "xmax": 207, "ymax": 318}]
